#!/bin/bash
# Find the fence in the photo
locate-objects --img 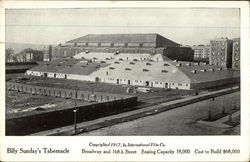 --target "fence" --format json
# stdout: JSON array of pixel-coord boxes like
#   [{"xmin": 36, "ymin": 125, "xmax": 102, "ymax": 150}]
[{"xmin": 6, "ymin": 82, "xmax": 132, "ymax": 102}]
